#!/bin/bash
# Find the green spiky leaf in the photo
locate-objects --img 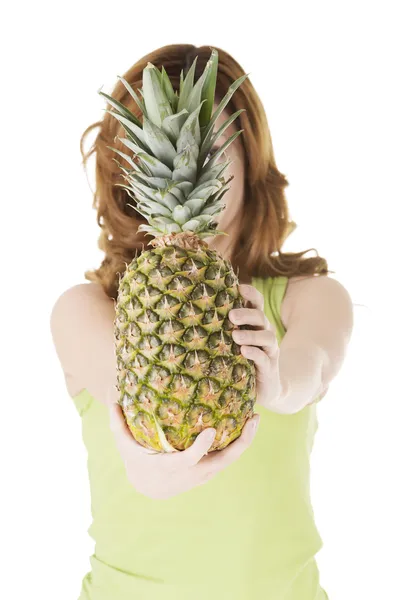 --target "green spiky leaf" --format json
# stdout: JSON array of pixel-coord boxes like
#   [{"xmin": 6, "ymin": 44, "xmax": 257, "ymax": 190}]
[
  {"xmin": 99, "ymin": 48, "xmax": 249, "ymax": 240},
  {"xmin": 142, "ymin": 64, "xmax": 173, "ymax": 128},
  {"xmin": 177, "ymin": 56, "xmax": 198, "ymax": 113},
  {"xmin": 161, "ymin": 109, "xmax": 189, "ymax": 144},
  {"xmin": 201, "ymin": 73, "xmax": 249, "ymax": 143},
  {"xmin": 199, "ymin": 109, "xmax": 245, "ymax": 166},
  {"xmin": 117, "ymin": 76, "xmax": 148, "ymax": 117},
  {"xmin": 199, "ymin": 130, "xmax": 243, "ymax": 176},
  {"xmin": 161, "ymin": 66, "xmax": 178, "ymax": 112},
  {"xmin": 98, "ymin": 87, "xmax": 143, "ymax": 128},
  {"xmin": 199, "ymin": 48, "xmax": 219, "ymax": 128},
  {"xmin": 142, "ymin": 116, "xmax": 177, "ymax": 169}
]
